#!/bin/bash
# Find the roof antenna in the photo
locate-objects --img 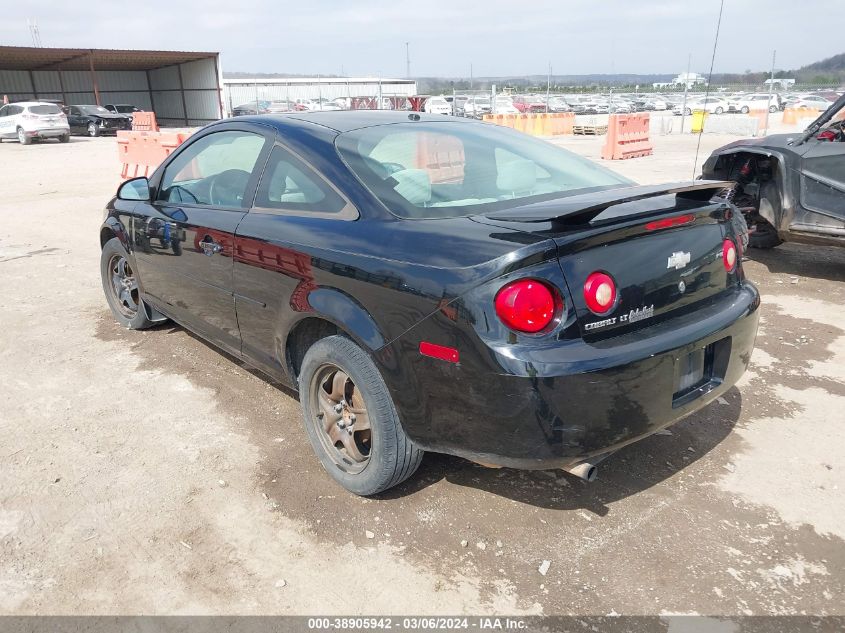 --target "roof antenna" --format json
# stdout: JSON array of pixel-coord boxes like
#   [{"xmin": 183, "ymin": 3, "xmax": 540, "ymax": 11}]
[{"xmin": 692, "ymin": 0, "xmax": 725, "ymax": 180}]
